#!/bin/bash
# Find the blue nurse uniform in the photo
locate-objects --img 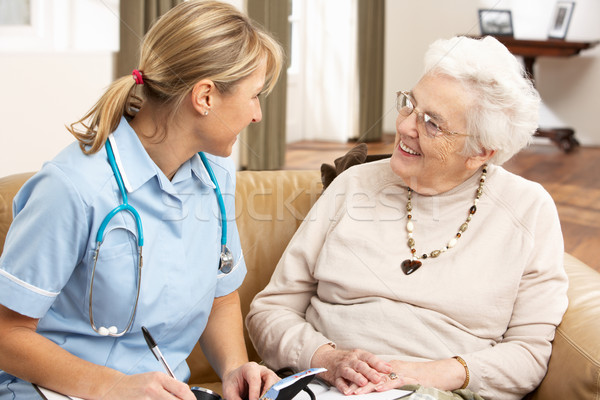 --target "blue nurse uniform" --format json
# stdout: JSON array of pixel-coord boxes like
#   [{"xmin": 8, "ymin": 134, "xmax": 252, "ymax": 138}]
[{"xmin": 0, "ymin": 117, "xmax": 246, "ymax": 396}]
